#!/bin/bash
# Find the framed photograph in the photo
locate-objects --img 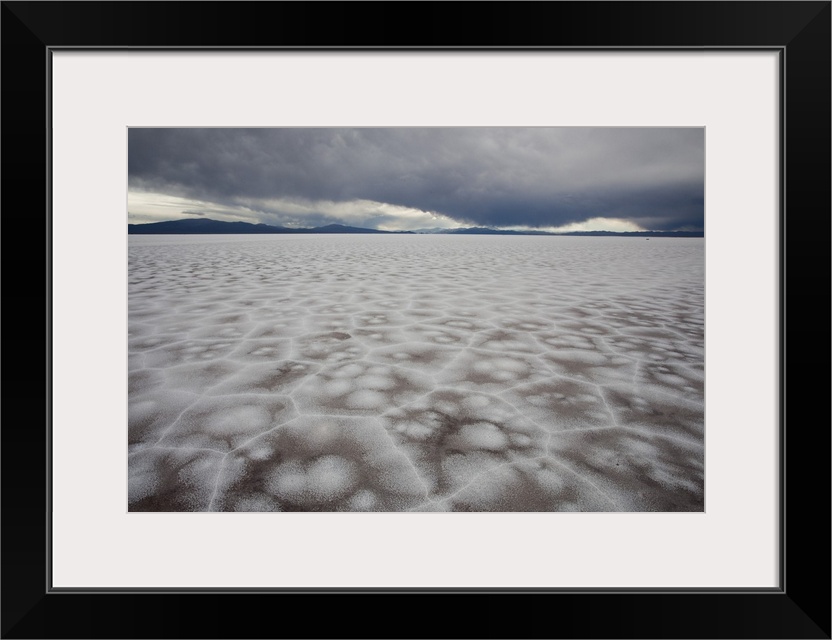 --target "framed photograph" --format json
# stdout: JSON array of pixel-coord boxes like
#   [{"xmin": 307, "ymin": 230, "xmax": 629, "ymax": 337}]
[
  {"xmin": 3, "ymin": 2, "xmax": 829, "ymax": 638},
  {"xmin": 125, "ymin": 124, "xmax": 708, "ymax": 516}
]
